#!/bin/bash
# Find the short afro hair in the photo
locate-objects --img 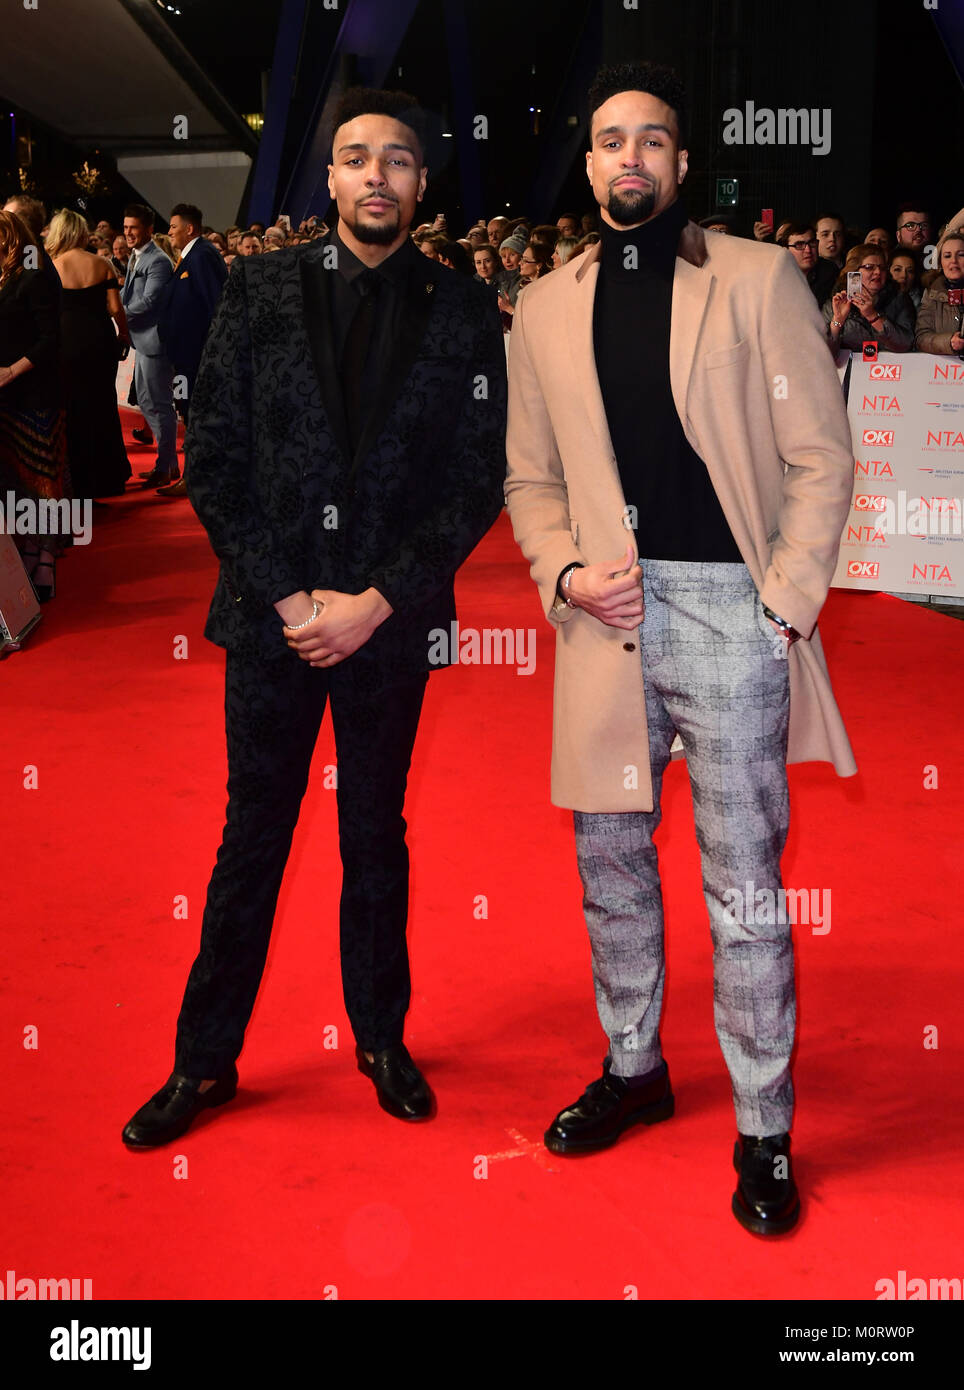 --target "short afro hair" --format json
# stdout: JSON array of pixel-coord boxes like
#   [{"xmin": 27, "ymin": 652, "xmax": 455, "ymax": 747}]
[
  {"xmin": 587, "ymin": 62, "xmax": 687, "ymax": 147},
  {"xmin": 330, "ymin": 87, "xmax": 428, "ymax": 164}
]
